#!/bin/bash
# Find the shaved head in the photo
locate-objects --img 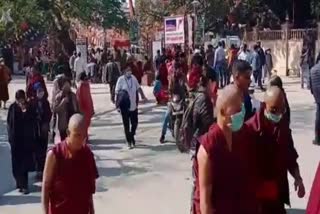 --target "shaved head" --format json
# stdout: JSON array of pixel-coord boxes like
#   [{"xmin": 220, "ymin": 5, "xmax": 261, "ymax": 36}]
[
  {"xmin": 264, "ymin": 86, "xmax": 286, "ymax": 116},
  {"xmin": 68, "ymin": 113, "xmax": 85, "ymax": 131},
  {"xmin": 264, "ymin": 86, "xmax": 285, "ymax": 105},
  {"xmin": 67, "ymin": 114, "xmax": 87, "ymax": 152},
  {"xmin": 216, "ymin": 85, "xmax": 243, "ymax": 113},
  {"xmin": 216, "ymin": 85, "xmax": 243, "ymax": 129}
]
